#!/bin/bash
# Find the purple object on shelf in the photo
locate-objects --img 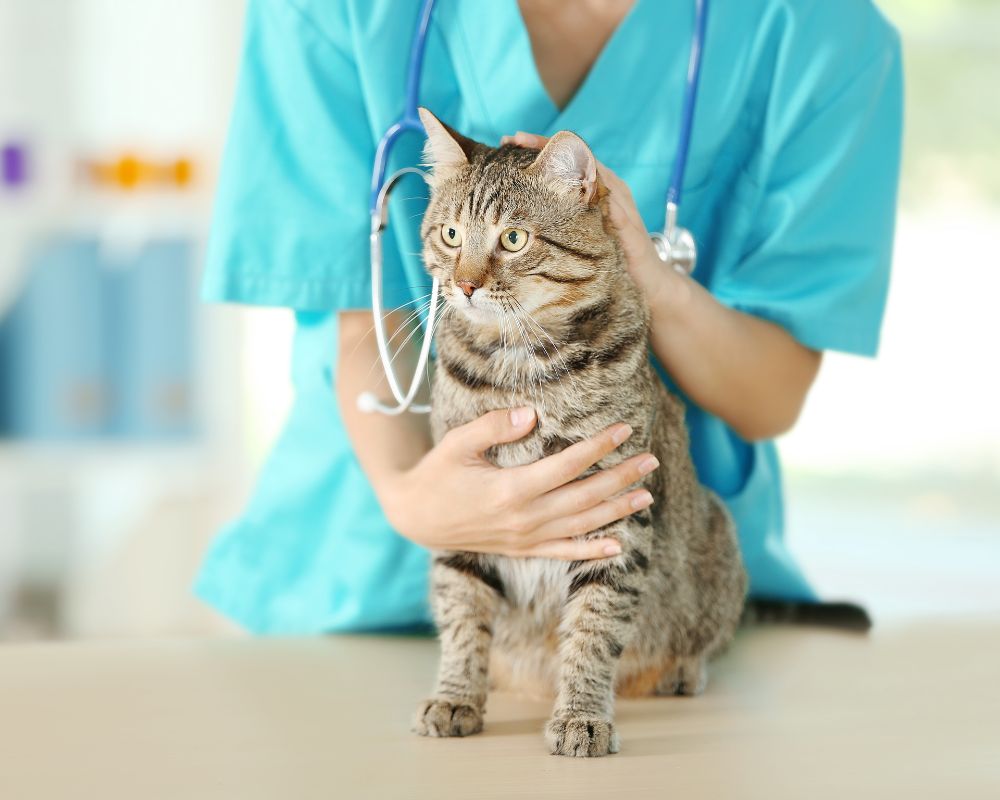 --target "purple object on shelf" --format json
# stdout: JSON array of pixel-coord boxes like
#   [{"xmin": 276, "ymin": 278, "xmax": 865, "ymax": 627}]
[{"xmin": 2, "ymin": 142, "xmax": 28, "ymax": 188}]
